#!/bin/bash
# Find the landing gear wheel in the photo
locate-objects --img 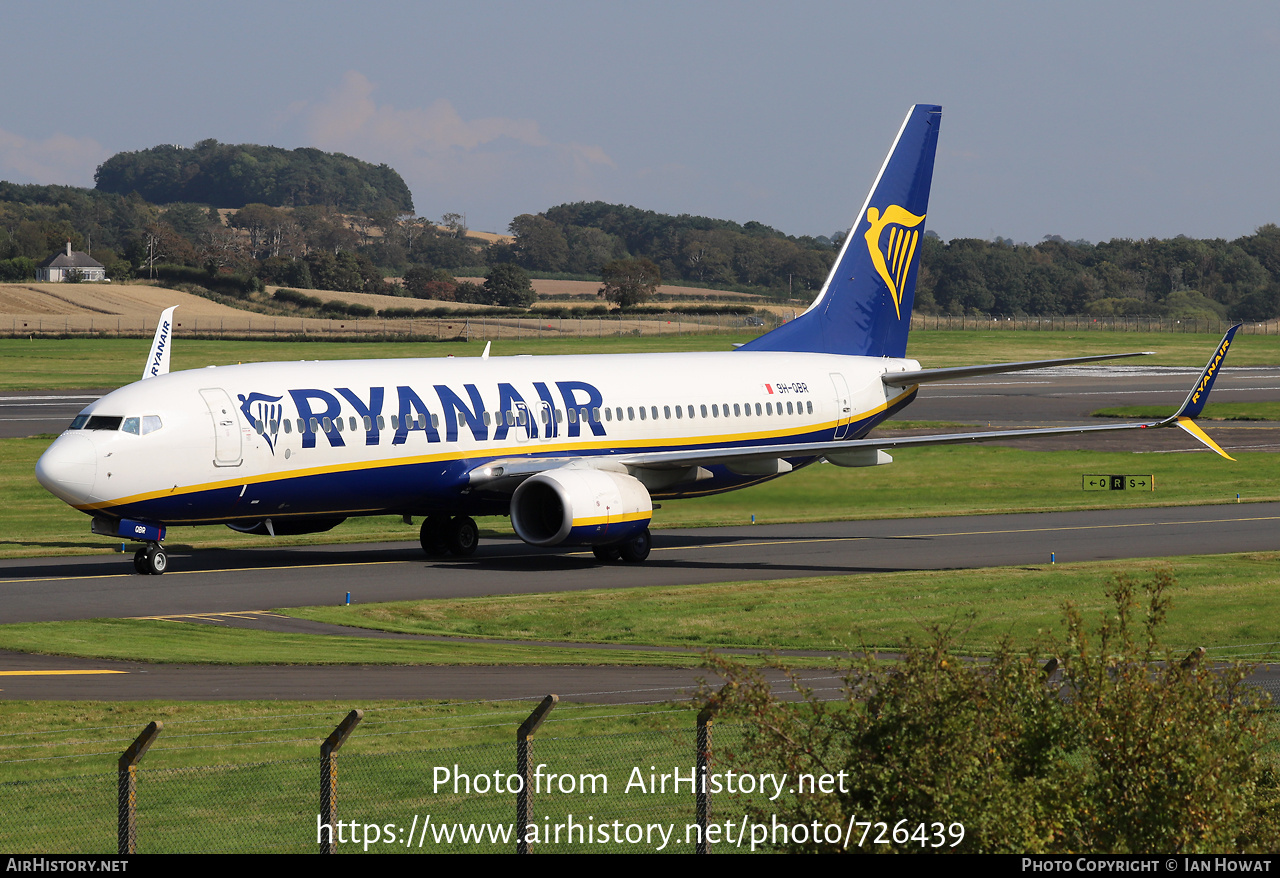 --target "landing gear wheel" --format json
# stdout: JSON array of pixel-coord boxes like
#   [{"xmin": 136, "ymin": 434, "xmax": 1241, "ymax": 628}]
[
  {"xmin": 618, "ymin": 528, "xmax": 651, "ymax": 564},
  {"xmin": 592, "ymin": 545, "xmax": 622, "ymax": 563},
  {"xmin": 419, "ymin": 516, "xmax": 449, "ymax": 556},
  {"xmin": 447, "ymin": 516, "xmax": 479, "ymax": 556},
  {"xmin": 134, "ymin": 543, "xmax": 167, "ymax": 575}
]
